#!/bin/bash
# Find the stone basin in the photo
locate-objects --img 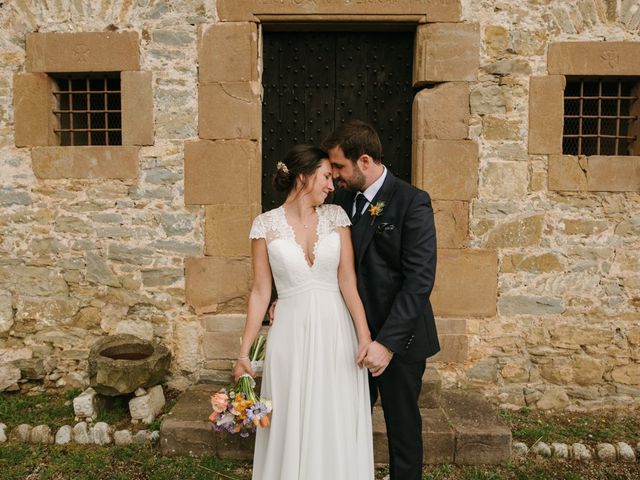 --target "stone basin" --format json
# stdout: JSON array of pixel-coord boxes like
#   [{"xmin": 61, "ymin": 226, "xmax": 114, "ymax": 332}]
[{"xmin": 88, "ymin": 334, "xmax": 171, "ymax": 396}]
